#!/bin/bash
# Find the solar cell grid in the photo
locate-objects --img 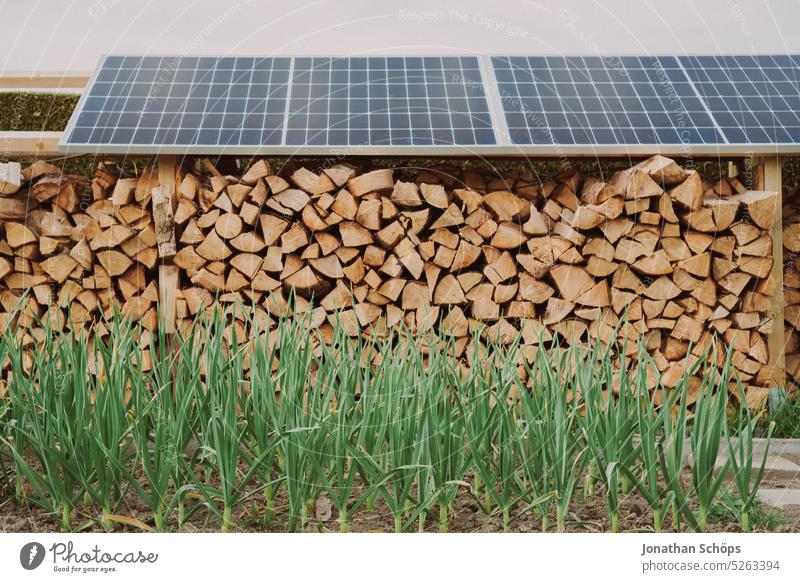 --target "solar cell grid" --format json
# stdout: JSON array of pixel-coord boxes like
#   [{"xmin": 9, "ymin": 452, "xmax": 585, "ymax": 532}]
[
  {"xmin": 285, "ymin": 56, "xmax": 495, "ymax": 146},
  {"xmin": 492, "ymin": 55, "xmax": 725, "ymax": 146},
  {"xmin": 68, "ymin": 56, "xmax": 291, "ymax": 147},
  {"xmin": 679, "ymin": 54, "xmax": 800, "ymax": 143},
  {"xmin": 61, "ymin": 53, "xmax": 800, "ymax": 153}
]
